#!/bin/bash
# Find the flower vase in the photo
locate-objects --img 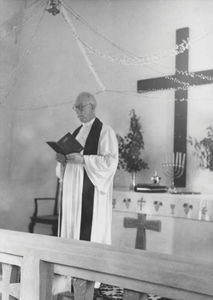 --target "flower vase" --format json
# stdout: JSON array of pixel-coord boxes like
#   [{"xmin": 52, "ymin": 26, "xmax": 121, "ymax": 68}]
[{"xmin": 130, "ymin": 171, "xmax": 136, "ymax": 190}]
